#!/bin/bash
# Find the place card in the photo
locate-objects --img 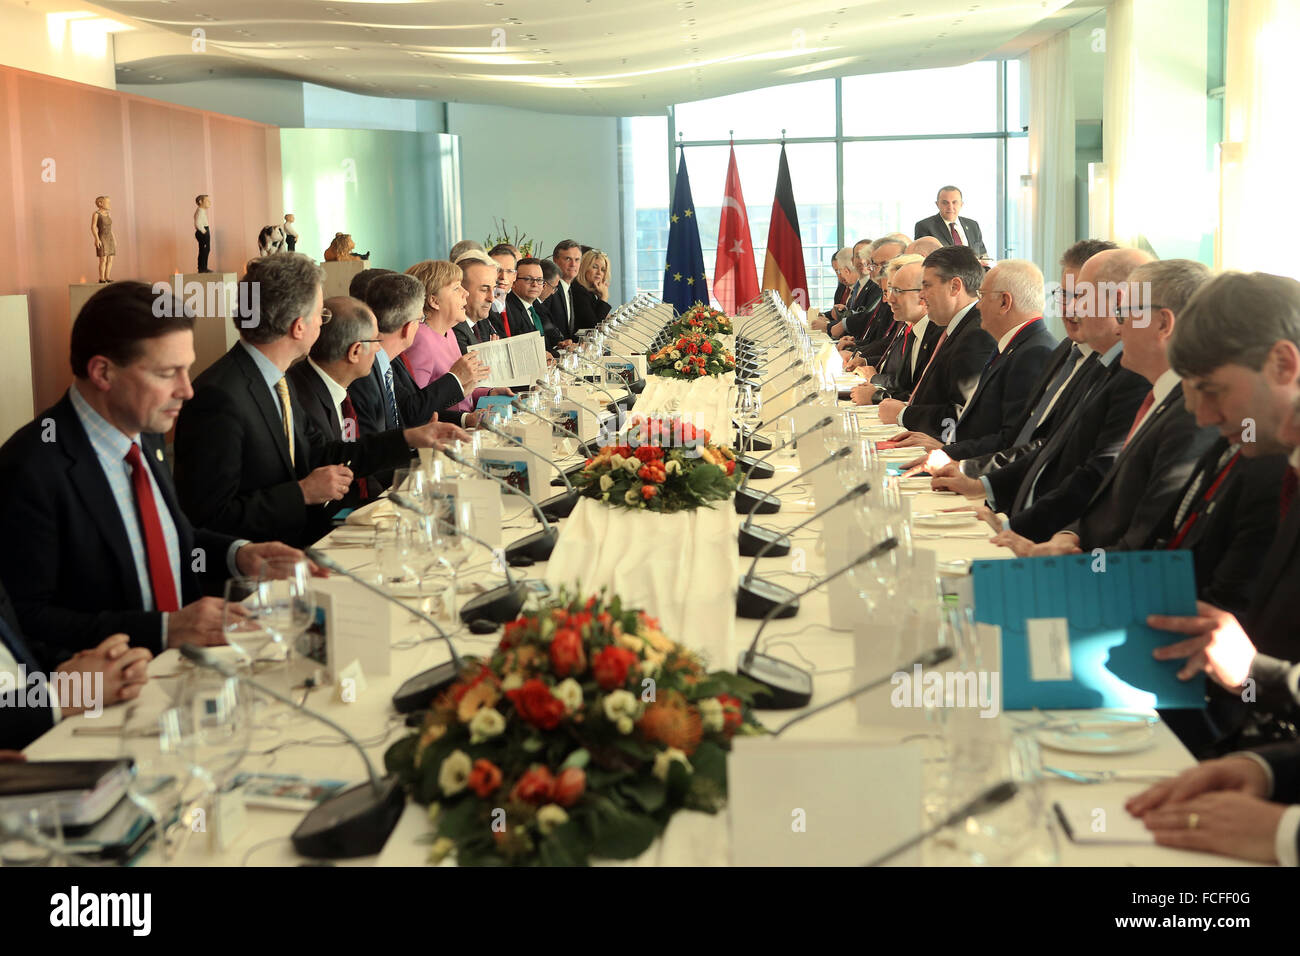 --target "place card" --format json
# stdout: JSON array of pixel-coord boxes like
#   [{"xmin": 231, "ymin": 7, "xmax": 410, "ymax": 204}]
[{"xmin": 315, "ymin": 581, "xmax": 393, "ymax": 679}]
